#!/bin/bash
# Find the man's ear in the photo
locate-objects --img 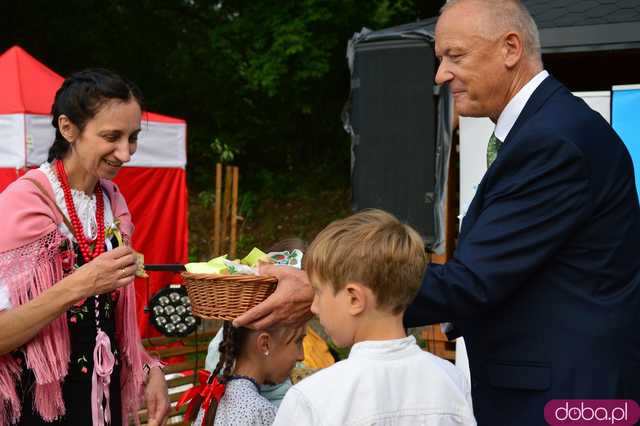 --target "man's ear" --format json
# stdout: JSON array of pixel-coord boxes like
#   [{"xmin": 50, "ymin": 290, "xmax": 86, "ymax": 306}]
[
  {"xmin": 58, "ymin": 115, "xmax": 79, "ymax": 143},
  {"xmin": 344, "ymin": 282, "xmax": 367, "ymax": 316},
  {"xmin": 503, "ymin": 31, "xmax": 524, "ymax": 68},
  {"xmin": 256, "ymin": 332, "xmax": 272, "ymax": 356}
]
